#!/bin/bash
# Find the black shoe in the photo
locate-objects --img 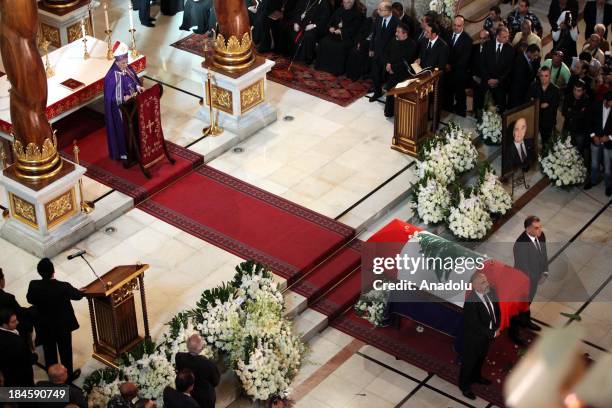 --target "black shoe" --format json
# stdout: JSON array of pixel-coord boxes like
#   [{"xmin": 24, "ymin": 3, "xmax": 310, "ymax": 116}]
[
  {"xmin": 193, "ymin": 29, "xmax": 206, "ymax": 34},
  {"xmin": 510, "ymin": 334, "xmax": 527, "ymax": 347},
  {"xmin": 142, "ymin": 22, "xmax": 155, "ymax": 27},
  {"xmin": 606, "ymin": 187, "xmax": 612, "ymax": 196},
  {"xmin": 68, "ymin": 369, "xmax": 81, "ymax": 383},
  {"xmin": 526, "ymin": 321, "xmax": 541, "ymax": 331},
  {"xmin": 179, "ymin": 25, "xmax": 190, "ymax": 31},
  {"xmin": 369, "ymin": 93, "xmax": 382, "ymax": 102},
  {"xmin": 584, "ymin": 180, "xmax": 593, "ymax": 190},
  {"xmin": 149, "ymin": 17, "xmax": 157, "ymax": 21},
  {"xmin": 461, "ymin": 389, "xmax": 476, "ymax": 400},
  {"xmin": 475, "ymin": 377, "xmax": 492, "ymax": 385}
]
